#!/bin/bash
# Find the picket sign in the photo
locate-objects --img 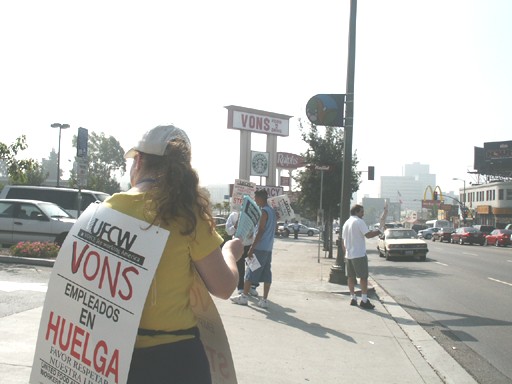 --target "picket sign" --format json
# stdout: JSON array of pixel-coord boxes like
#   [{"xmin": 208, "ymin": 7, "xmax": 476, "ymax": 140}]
[
  {"xmin": 234, "ymin": 195, "xmax": 261, "ymax": 244},
  {"xmin": 30, "ymin": 203, "xmax": 237, "ymax": 384}
]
